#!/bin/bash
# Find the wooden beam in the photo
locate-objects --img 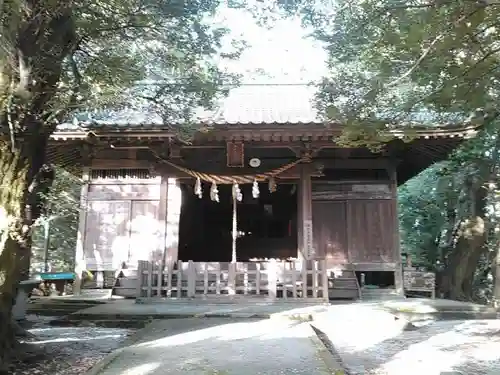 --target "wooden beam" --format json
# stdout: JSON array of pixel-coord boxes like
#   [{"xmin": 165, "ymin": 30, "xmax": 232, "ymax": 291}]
[
  {"xmin": 159, "ymin": 175, "xmax": 169, "ymax": 267},
  {"xmin": 73, "ymin": 167, "xmax": 90, "ymax": 295},
  {"xmin": 90, "ymin": 159, "xmax": 151, "ymax": 169},
  {"xmin": 389, "ymin": 166, "xmax": 404, "ymax": 296},
  {"xmin": 165, "ymin": 178, "xmax": 181, "ymax": 266},
  {"xmin": 298, "ymin": 164, "xmax": 314, "ymax": 260},
  {"xmin": 318, "ymin": 158, "xmax": 393, "ymax": 169}
]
